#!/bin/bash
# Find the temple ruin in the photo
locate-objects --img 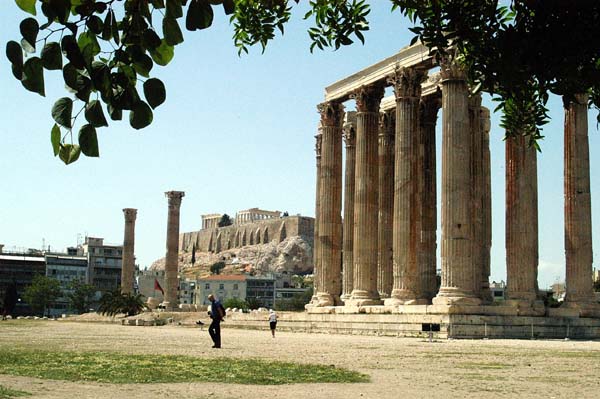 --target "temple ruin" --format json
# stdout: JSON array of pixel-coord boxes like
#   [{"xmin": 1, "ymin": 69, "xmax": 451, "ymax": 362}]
[{"xmin": 308, "ymin": 43, "xmax": 600, "ymax": 327}]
